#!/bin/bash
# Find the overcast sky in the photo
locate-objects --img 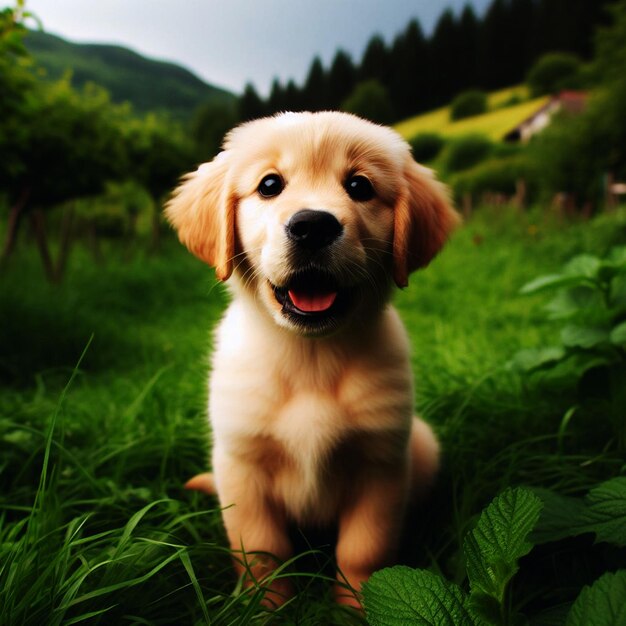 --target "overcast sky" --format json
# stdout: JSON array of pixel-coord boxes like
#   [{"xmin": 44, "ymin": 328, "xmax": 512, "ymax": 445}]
[{"xmin": 26, "ymin": 0, "xmax": 492, "ymax": 96}]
